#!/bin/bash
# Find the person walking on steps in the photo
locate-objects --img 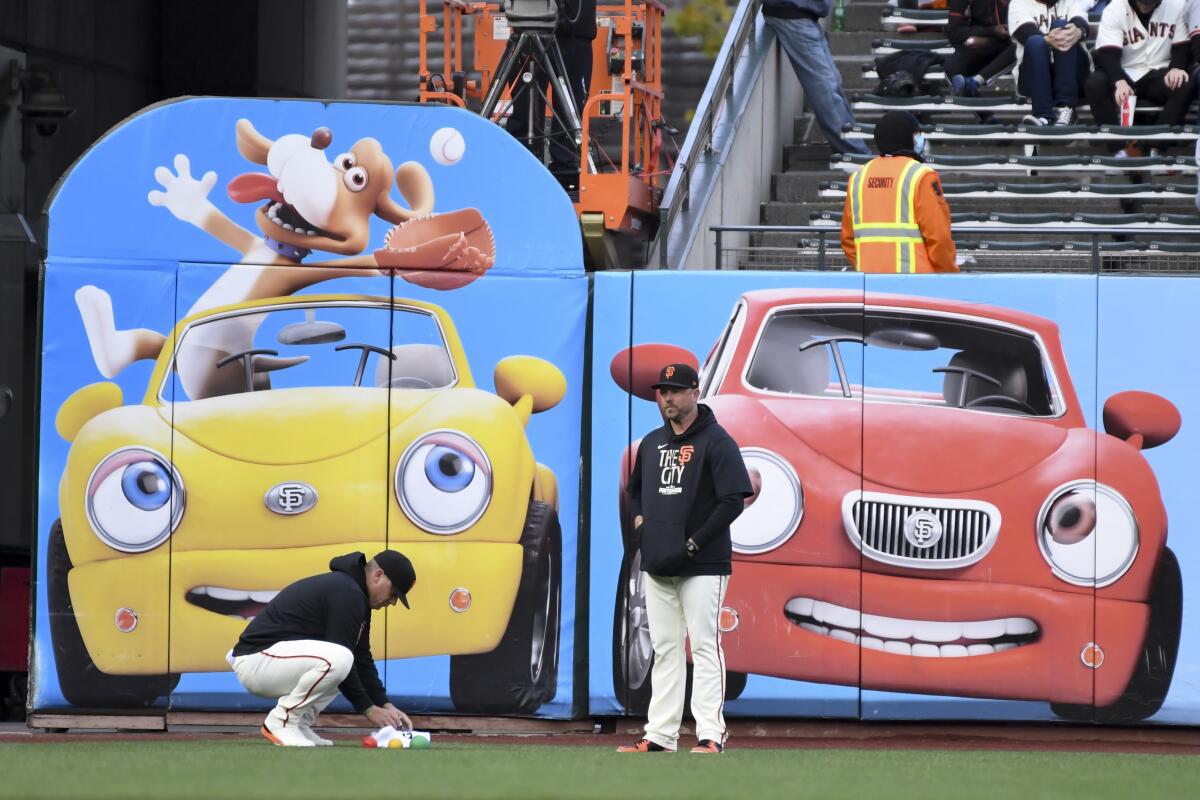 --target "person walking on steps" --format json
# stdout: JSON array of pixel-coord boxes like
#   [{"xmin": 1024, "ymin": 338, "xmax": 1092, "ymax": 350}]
[
  {"xmin": 762, "ymin": 0, "xmax": 872, "ymax": 154},
  {"xmin": 616, "ymin": 363, "xmax": 753, "ymax": 755}
]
